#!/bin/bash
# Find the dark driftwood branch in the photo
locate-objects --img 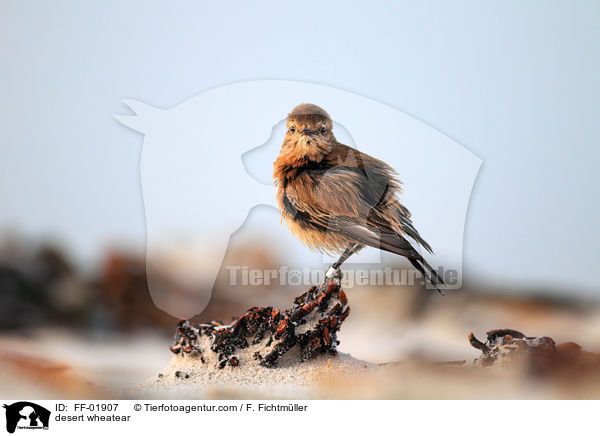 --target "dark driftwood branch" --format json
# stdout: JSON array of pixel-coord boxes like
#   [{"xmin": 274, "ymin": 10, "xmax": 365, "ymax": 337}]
[
  {"xmin": 468, "ymin": 332, "xmax": 490, "ymax": 354},
  {"xmin": 468, "ymin": 328, "xmax": 600, "ymax": 378}
]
